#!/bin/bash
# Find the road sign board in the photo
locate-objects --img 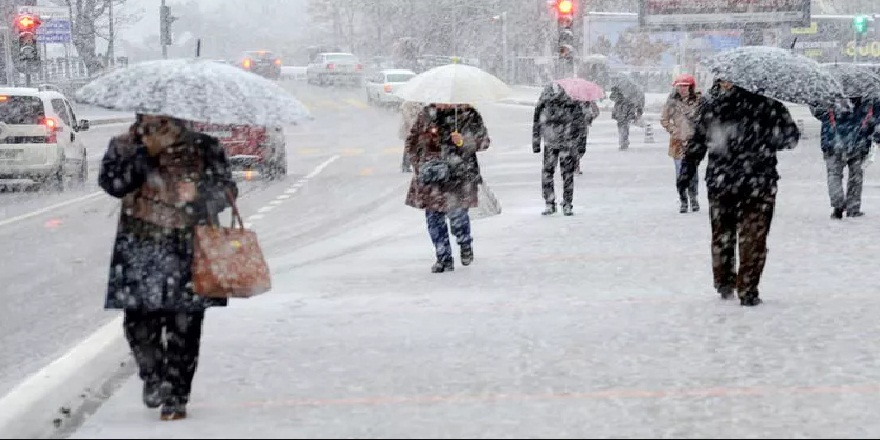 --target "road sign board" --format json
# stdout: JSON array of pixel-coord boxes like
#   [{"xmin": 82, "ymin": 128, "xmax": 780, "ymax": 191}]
[{"xmin": 17, "ymin": 6, "xmax": 72, "ymax": 44}]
